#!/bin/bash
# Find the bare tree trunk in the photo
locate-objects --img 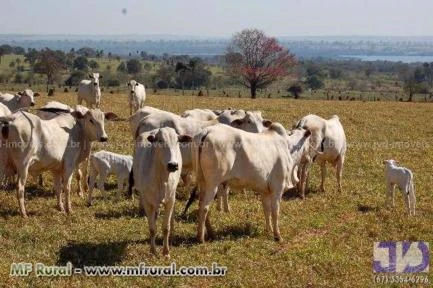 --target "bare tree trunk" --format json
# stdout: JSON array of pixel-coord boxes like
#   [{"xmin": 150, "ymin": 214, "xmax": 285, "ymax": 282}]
[{"xmin": 250, "ymin": 82, "xmax": 257, "ymax": 99}]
